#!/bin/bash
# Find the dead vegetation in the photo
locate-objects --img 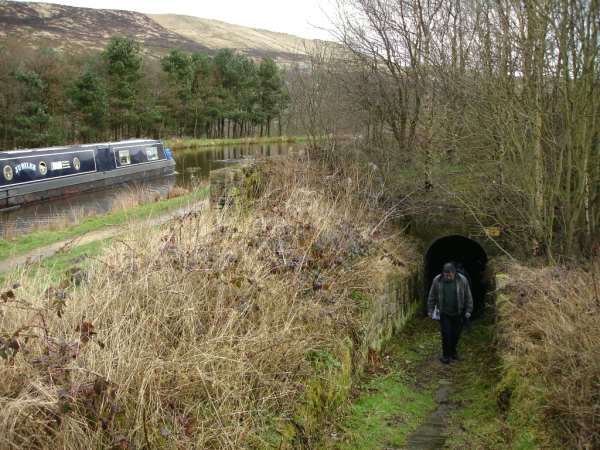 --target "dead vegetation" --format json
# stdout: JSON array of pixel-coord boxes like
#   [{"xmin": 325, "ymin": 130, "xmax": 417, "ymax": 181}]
[
  {"xmin": 0, "ymin": 161, "xmax": 414, "ymax": 449},
  {"xmin": 497, "ymin": 263, "xmax": 600, "ymax": 449},
  {"xmin": 109, "ymin": 186, "xmax": 163, "ymax": 212}
]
